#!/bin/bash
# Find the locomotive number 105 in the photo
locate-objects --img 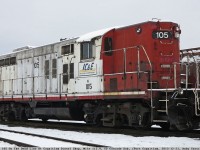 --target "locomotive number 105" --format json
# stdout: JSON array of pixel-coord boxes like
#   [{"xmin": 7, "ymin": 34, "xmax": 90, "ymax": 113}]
[{"xmin": 152, "ymin": 31, "xmax": 172, "ymax": 39}]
